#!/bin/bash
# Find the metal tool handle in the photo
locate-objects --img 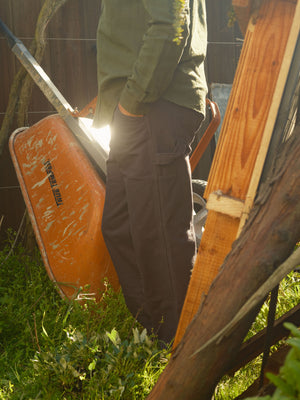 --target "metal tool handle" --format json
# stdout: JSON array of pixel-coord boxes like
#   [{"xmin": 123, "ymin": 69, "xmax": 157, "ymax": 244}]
[
  {"xmin": 0, "ymin": 18, "xmax": 74, "ymax": 117},
  {"xmin": 0, "ymin": 18, "xmax": 21, "ymax": 48},
  {"xmin": 0, "ymin": 17, "xmax": 108, "ymax": 175}
]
